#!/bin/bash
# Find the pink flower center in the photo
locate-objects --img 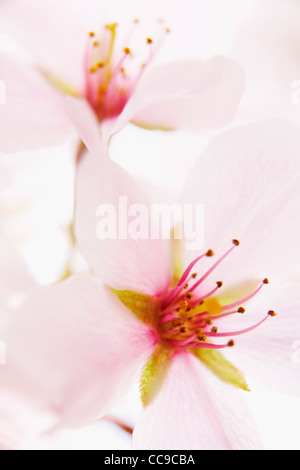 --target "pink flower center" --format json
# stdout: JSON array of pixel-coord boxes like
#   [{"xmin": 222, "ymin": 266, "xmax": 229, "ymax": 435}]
[
  {"xmin": 157, "ymin": 240, "xmax": 276, "ymax": 351},
  {"xmin": 84, "ymin": 21, "xmax": 170, "ymax": 122}
]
